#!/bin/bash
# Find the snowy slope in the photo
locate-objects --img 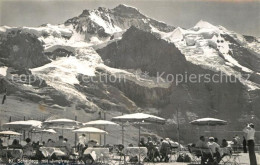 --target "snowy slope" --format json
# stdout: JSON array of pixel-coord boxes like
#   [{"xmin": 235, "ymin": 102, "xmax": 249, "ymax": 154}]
[{"xmin": 151, "ymin": 20, "xmax": 260, "ymax": 90}]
